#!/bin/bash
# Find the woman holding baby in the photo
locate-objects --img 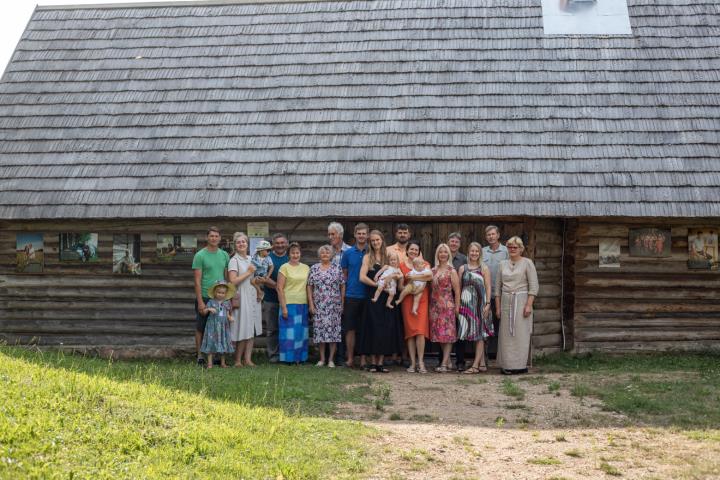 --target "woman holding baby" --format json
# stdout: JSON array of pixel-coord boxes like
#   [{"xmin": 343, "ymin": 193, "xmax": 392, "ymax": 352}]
[
  {"xmin": 399, "ymin": 240, "xmax": 432, "ymax": 374},
  {"xmin": 358, "ymin": 230, "xmax": 403, "ymax": 372}
]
